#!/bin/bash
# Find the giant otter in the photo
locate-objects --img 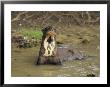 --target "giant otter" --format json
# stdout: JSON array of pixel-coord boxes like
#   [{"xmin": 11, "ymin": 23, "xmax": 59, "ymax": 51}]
[{"xmin": 36, "ymin": 26, "xmax": 85, "ymax": 65}]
